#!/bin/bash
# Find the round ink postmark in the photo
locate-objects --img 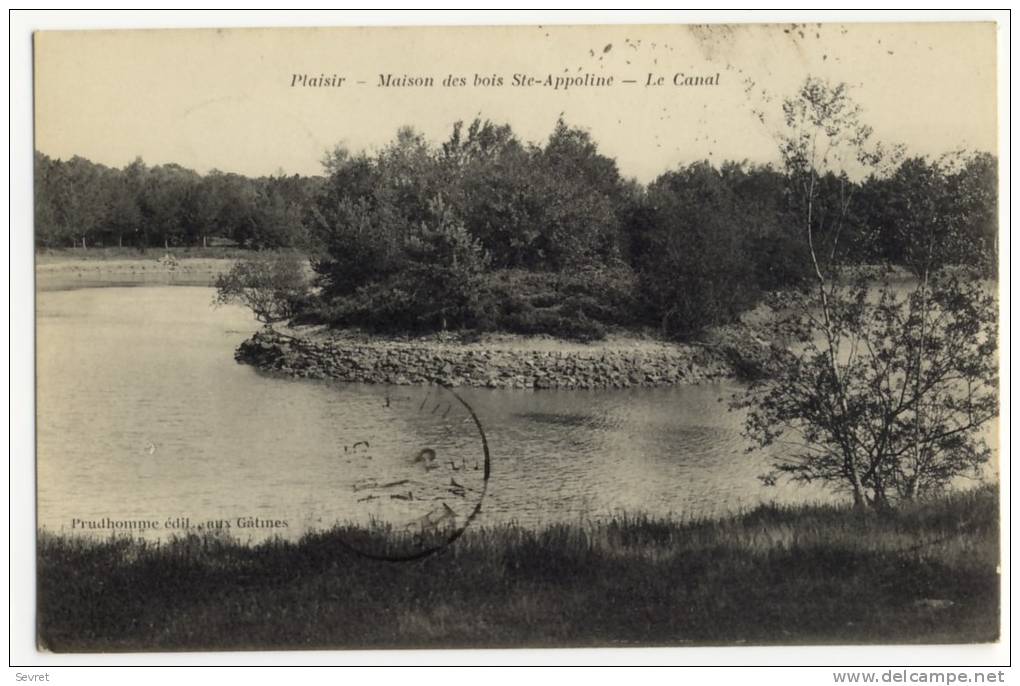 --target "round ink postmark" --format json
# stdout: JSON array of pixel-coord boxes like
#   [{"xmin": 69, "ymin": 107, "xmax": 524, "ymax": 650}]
[{"xmin": 332, "ymin": 382, "xmax": 490, "ymax": 561}]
